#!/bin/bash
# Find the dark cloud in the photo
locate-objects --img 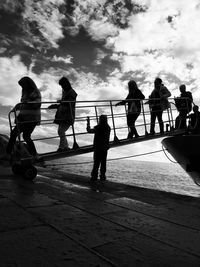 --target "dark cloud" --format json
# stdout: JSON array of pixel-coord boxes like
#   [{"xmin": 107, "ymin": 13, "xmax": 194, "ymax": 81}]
[{"xmin": 103, "ymin": 0, "xmax": 147, "ymax": 29}]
